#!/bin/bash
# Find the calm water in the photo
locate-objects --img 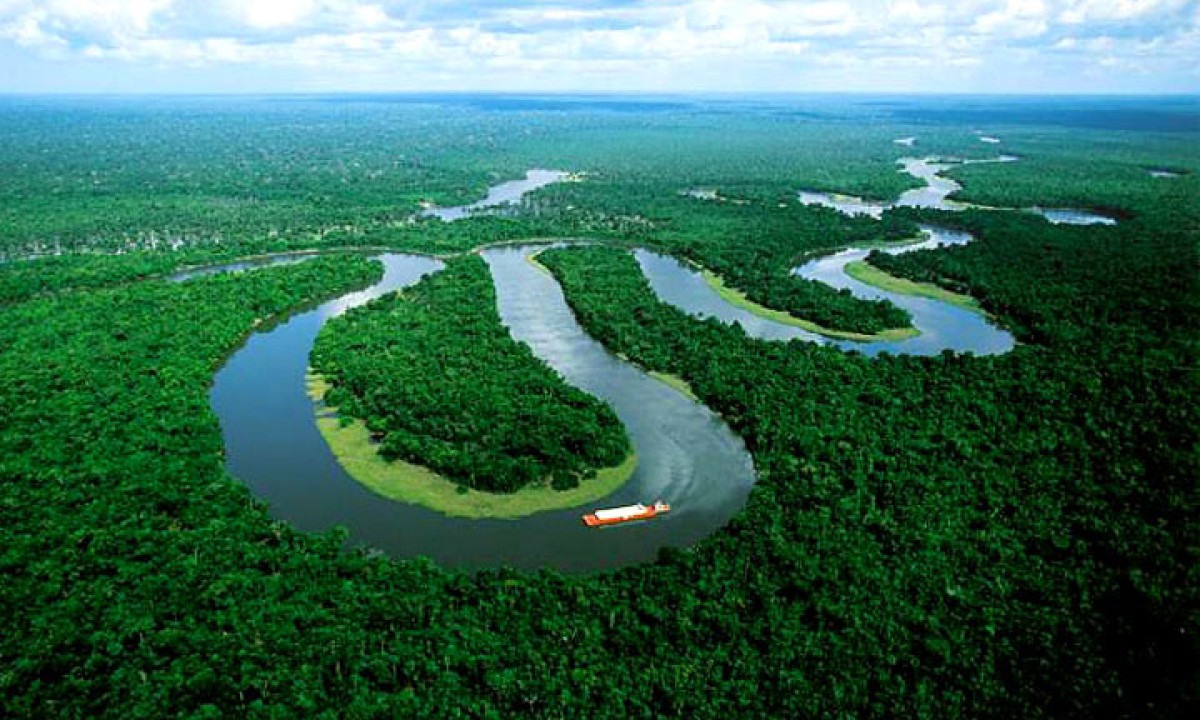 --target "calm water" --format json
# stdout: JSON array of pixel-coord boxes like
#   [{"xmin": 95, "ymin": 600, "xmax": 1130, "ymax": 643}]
[
  {"xmin": 791, "ymin": 225, "xmax": 1015, "ymax": 356},
  {"xmin": 638, "ymin": 225, "xmax": 1015, "ymax": 357},
  {"xmin": 796, "ymin": 190, "xmax": 887, "ymax": 218},
  {"xmin": 796, "ymin": 154, "xmax": 1119, "ymax": 228},
  {"xmin": 636, "ymin": 249, "xmax": 830, "ymax": 345},
  {"xmin": 210, "ymin": 248, "xmax": 754, "ymax": 572},
  {"xmin": 421, "ymin": 169, "xmax": 568, "ymax": 221},
  {"xmin": 1029, "ymin": 207, "xmax": 1118, "ymax": 225},
  {"xmin": 796, "ymin": 156, "xmax": 1010, "ymax": 216},
  {"xmin": 202, "ymin": 160, "xmax": 1028, "ymax": 571}
]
